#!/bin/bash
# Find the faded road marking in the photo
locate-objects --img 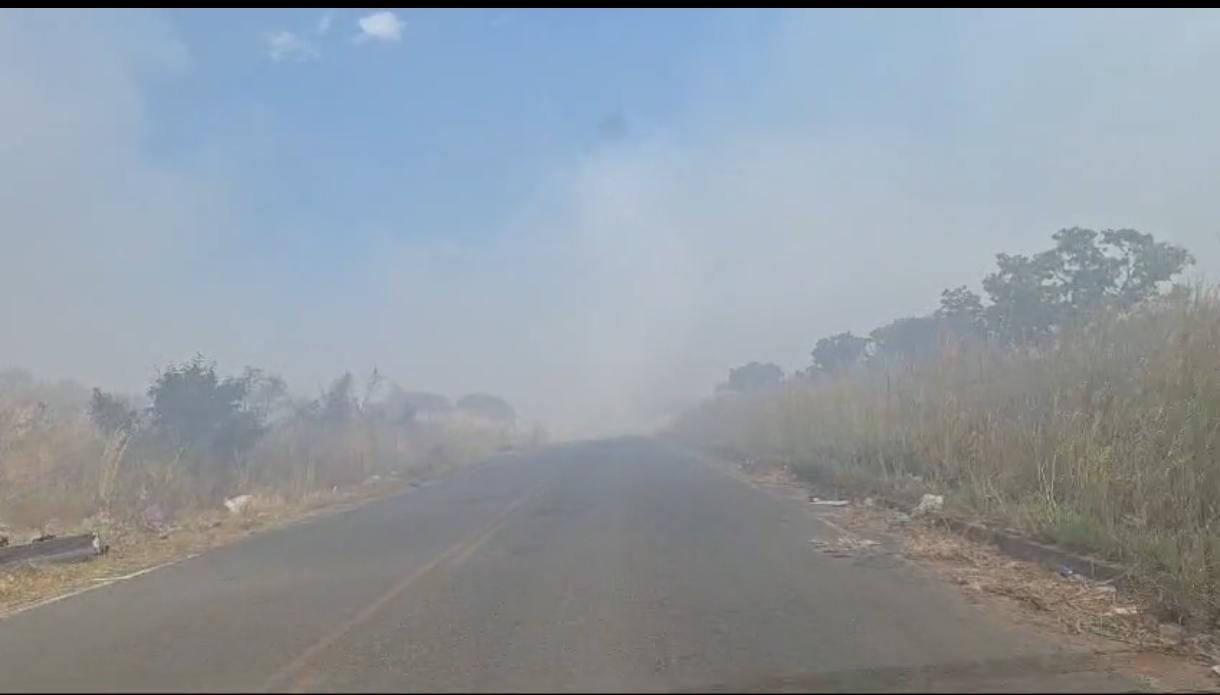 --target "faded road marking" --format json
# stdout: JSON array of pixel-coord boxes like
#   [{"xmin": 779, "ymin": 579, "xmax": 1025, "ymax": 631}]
[
  {"xmin": 0, "ymin": 553, "xmax": 201, "ymax": 623},
  {"xmin": 263, "ymin": 478, "xmax": 552, "ymax": 693},
  {"xmin": 87, "ymin": 556, "xmax": 202, "ymax": 583},
  {"xmin": 813, "ymin": 515, "xmax": 851, "ymax": 537}
]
